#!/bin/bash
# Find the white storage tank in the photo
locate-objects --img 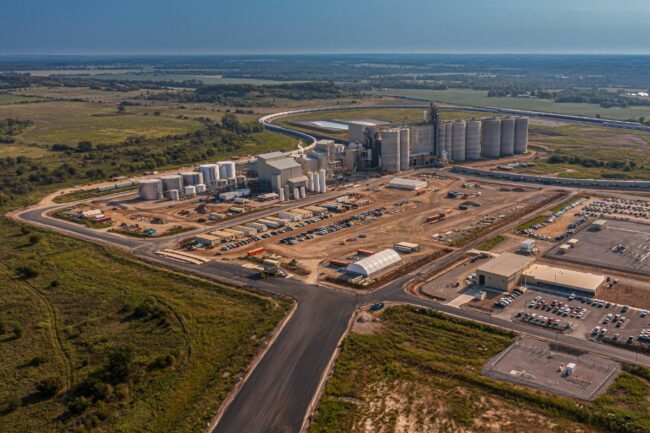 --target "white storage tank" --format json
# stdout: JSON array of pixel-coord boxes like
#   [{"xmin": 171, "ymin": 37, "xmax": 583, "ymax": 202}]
[
  {"xmin": 319, "ymin": 169, "xmax": 327, "ymax": 193},
  {"xmin": 399, "ymin": 127, "xmax": 410, "ymax": 171},
  {"xmin": 168, "ymin": 189, "xmax": 180, "ymax": 201},
  {"xmin": 139, "ymin": 179, "xmax": 163, "ymax": 200},
  {"xmin": 313, "ymin": 172, "xmax": 321, "ymax": 193},
  {"xmin": 465, "ymin": 120, "xmax": 482, "ymax": 160},
  {"xmin": 481, "ymin": 118, "xmax": 501, "ymax": 158},
  {"xmin": 184, "ymin": 185, "xmax": 196, "ymax": 197},
  {"xmin": 300, "ymin": 186, "xmax": 306, "ymax": 198},
  {"xmin": 444, "ymin": 123, "xmax": 452, "ymax": 157},
  {"xmin": 451, "ymin": 121, "xmax": 466, "ymax": 161},
  {"xmin": 279, "ymin": 188, "xmax": 285, "ymax": 201},
  {"xmin": 500, "ymin": 117, "xmax": 516, "ymax": 156},
  {"xmin": 436, "ymin": 122, "xmax": 446, "ymax": 157},
  {"xmin": 293, "ymin": 188, "xmax": 300, "ymax": 200},
  {"xmin": 514, "ymin": 117, "xmax": 529, "ymax": 154},
  {"xmin": 181, "ymin": 171, "xmax": 203, "ymax": 186},
  {"xmin": 195, "ymin": 183, "xmax": 207, "ymax": 194},
  {"xmin": 218, "ymin": 161, "xmax": 236, "ymax": 179},
  {"xmin": 160, "ymin": 174, "xmax": 183, "ymax": 192},
  {"xmin": 381, "ymin": 129, "xmax": 401, "ymax": 173},
  {"xmin": 307, "ymin": 172, "xmax": 314, "ymax": 191},
  {"xmin": 199, "ymin": 164, "xmax": 219, "ymax": 186}
]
